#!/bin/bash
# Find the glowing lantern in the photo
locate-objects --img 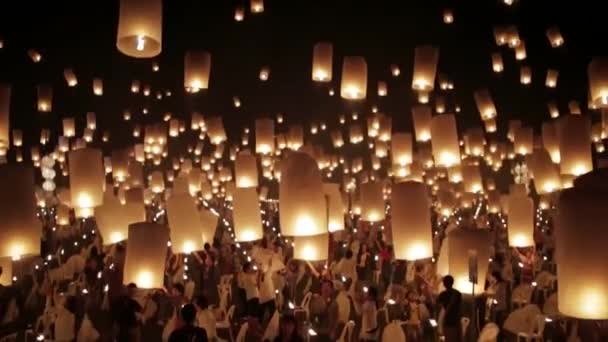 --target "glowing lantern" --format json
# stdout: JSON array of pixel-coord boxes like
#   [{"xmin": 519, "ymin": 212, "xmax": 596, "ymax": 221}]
[
  {"xmin": 491, "ymin": 53, "xmax": 503, "ymax": 73},
  {"xmin": 556, "ymin": 170, "xmax": 608, "ymax": 319},
  {"xmin": 92, "ymin": 78, "xmax": 103, "ymax": 96},
  {"xmin": 462, "ymin": 164, "xmax": 483, "ymax": 193},
  {"xmin": 444, "ymin": 229, "xmax": 491, "ymax": 294},
  {"xmin": 116, "ymin": 0, "xmax": 162, "ymax": 58},
  {"xmin": 412, "ymin": 45, "xmax": 439, "ymax": 92},
  {"xmin": 506, "ymin": 25, "xmax": 520, "ymax": 47},
  {"xmin": 312, "ymin": 42, "xmax": 333, "ymax": 82},
  {"xmin": 494, "ymin": 26, "xmax": 508, "ymax": 46},
  {"xmin": 235, "ymin": 151, "xmax": 258, "ymax": 188},
  {"xmin": 588, "ymin": 58, "xmax": 608, "ymax": 108},
  {"xmin": 11, "ymin": 130, "xmax": 22, "ymax": 147},
  {"xmin": 331, "ymin": 130, "xmax": 344, "ymax": 148},
  {"xmin": 464, "ymin": 128, "xmax": 485, "ymax": 157},
  {"xmin": 255, "ymin": 118, "xmax": 275, "ymax": 154},
  {"xmin": 473, "ymin": 89, "xmax": 497, "ymax": 120},
  {"xmin": 340, "ymin": 56, "xmax": 367, "ymax": 100},
  {"xmin": 360, "ymin": 181, "xmax": 385, "ymax": 222},
  {"xmin": 557, "ymin": 115, "xmax": 592, "ymax": 176},
  {"xmin": 443, "ymin": 8, "xmax": 454, "ymax": 24},
  {"xmin": 546, "ymin": 69, "xmax": 558, "ymax": 88},
  {"xmin": 86, "ymin": 112, "xmax": 96, "ymax": 130},
  {"xmin": 568, "ymin": 100, "xmax": 582, "ymax": 115},
  {"xmin": 250, "ymin": 0, "xmax": 264, "ymax": 13},
  {"xmin": 0, "ymin": 85, "xmax": 10, "ymax": 149},
  {"xmin": 207, "ymin": 117, "xmax": 227, "ymax": 145},
  {"xmin": 293, "ymin": 233, "xmax": 328, "ymax": 261},
  {"xmin": 377, "ymin": 81, "xmax": 387, "ymax": 96},
  {"xmin": 0, "ymin": 165, "xmax": 41, "ymax": 259},
  {"xmin": 63, "ymin": 118, "xmax": 75, "ymax": 138},
  {"xmin": 96, "ymin": 188, "xmax": 145, "ymax": 245},
  {"xmin": 112, "ymin": 149, "xmax": 129, "ymax": 182},
  {"xmin": 391, "ymin": 181, "xmax": 433, "ymax": 260},
  {"xmin": 547, "ymin": 101, "xmax": 560, "ymax": 119},
  {"xmin": 484, "ymin": 118, "xmax": 498, "ymax": 133},
  {"xmin": 234, "ymin": 6, "xmax": 245, "ymax": 21},
  {"xmin": 530, "ymin": 149, "xmax": 561, "ymax": 194},
  {"xmin": 64, "ymin": 68, "xmax": 78, "ymax": 87},
  {"xmin": 324, "ymin": 183, "xmax": 344, "ymax": 232},
  {"xmin": 233, "ymin": 187, "xmax": 263, "ymax": 242},
  {"xmin": 37, "ymin": 84, "xmax": 52, "ymax": 112},
  {"xmin": 412, "ymin": 105, "xmax": 432, "ymax": 142},
  {"xmin": 123, "ymin": 222, "xmax": 168, "ymax": 288},
  {"xmin": 515, "ymin": 41, "xmax": 526, "ymax": 60},
  {"xmin": 167, "ymin": 193, "xmax": 207, "ymax": 253},
  {"xmin": 391, "ymin": 133, "xmax": 413, "ymax": 166},
  {"xmin": 431, "ymin": 114, "xmax": 460, "ymax": 167},
  {"xmin": 507, "ymin": 193, "xmax": 534, "ymax": 247},
  {"xmin": 520, "ymin": 66, "xmax": 531, "ymax": 85},
  {"xmin": 279, "ymin": 152, "xmax": 326, "ymax": 236},
  {"xmin": 68, "ymin": 148, "xmax": 104, "ymax": 209},
  {"xmin": 514, "ymin": 126, "xmax": 533, "ymax": 155},
  {"xmin": 150, "ymin": 171, "xmax": 165, "ymax": 193},
  {"xmin": 259, "ymin": 66, "xmax": 270, "ymax": 81},
  {"xmin": 435, "ymin": 96, "xmax": 446, "ymax": 114},
  {"xmin": 27, "ymin": 49, "xmax": 41, "ymax": 62},
  {"xmin": 184, "ymin": 50, "xmax": 211, "ymax": 92},
  {"xmin": 546, "ymin": 26, "xmax": 564, "ymax": 48}
]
